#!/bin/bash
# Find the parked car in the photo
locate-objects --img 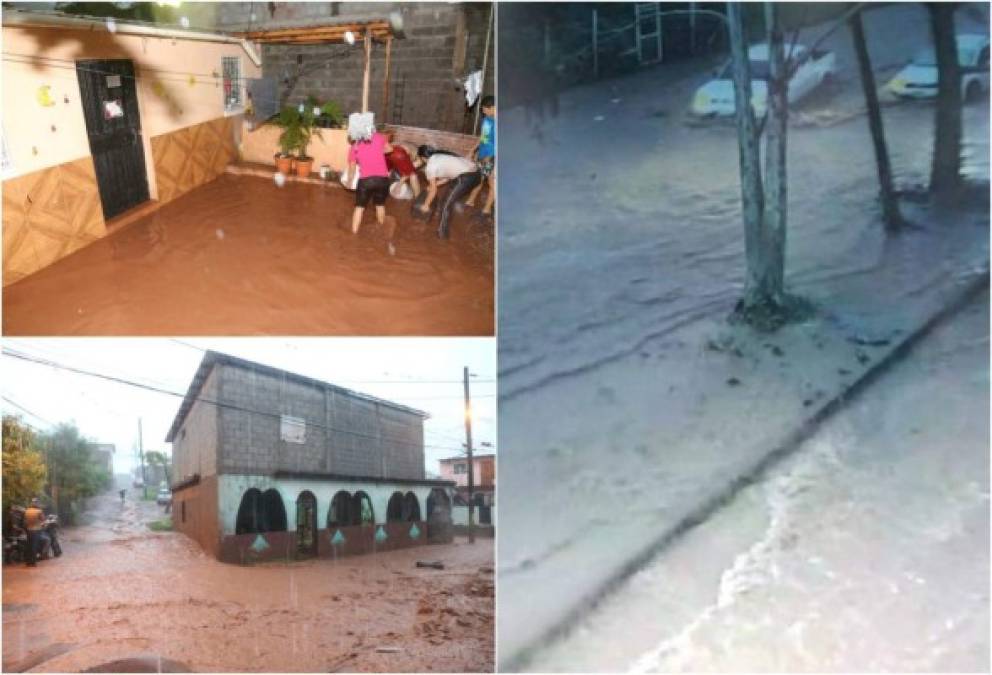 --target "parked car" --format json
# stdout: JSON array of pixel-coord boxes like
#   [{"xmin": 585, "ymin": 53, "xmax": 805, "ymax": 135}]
[
  {"xmin": 133, "ymin": 477, "xmax": 144, "ymax": 488},
  {"xmin": 690, "ymin": 43, "xmax": 836, "ymax": 117},
  {"xmin": 156, "ymin": 487, "xmax": 171, "ymax": 506},
  {"xmin": 887, "ymin": 34, "xmax": 990, "ymax": 102}
]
